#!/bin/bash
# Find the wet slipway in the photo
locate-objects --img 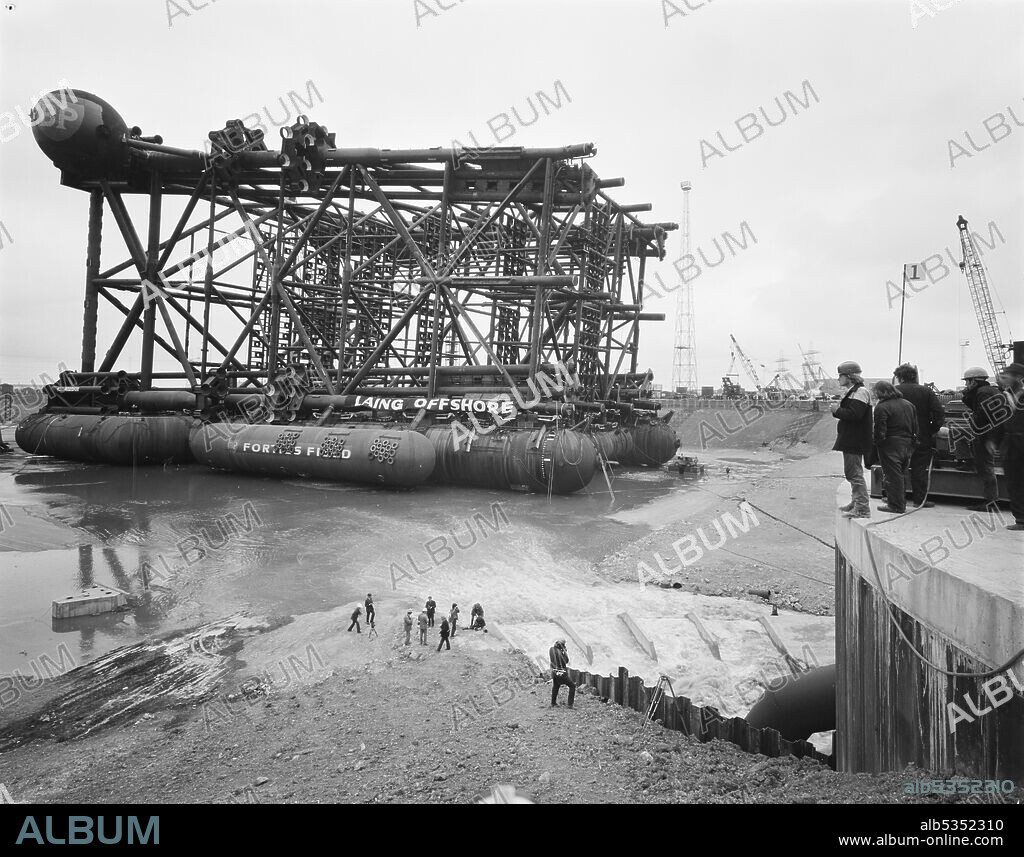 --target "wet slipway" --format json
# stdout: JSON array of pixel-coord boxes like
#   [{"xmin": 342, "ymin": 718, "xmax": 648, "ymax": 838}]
[{"xmin": 0, "ymin": 448, "xmax": 835, "ymax": 740}]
